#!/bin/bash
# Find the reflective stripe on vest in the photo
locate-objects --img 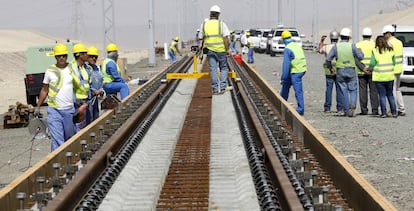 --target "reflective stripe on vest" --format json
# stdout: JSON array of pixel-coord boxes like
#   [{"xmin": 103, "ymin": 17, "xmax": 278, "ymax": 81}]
[
  {"xmin": 335, "ymin": 42, "xmax": 356, "ymax": 69},
  {"xmin": 102, "ymin": 58, "xmax": 121, "ymax": 83},
  {"xmin": 286, "ymin": 42, "xmax": 307, "ymax": 73},
  {"xmin": 47, "ymin": 65, "xmax": 76, "ymax": 108},
  {"xmin": 70, "ymin": 60, "xmax": 89, "ymax": 100},
  {"xmin": 390, "ymin": 37, "xmax": 403, "ymax": 74},
  {"xmin": 203, "ymin": 19, "xmax": 226, "ymax": 52},
  {"xmin": 356, "ymin": 39, "xmax": 375, "ymax": 74},
  {"xmin": 372, "ymin": 49, "xmax": 395, "ymax": 82}
]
